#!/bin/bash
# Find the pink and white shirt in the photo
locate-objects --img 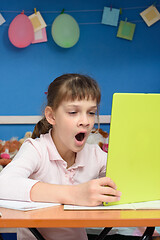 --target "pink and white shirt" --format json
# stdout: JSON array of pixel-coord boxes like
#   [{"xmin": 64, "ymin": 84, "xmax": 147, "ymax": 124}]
[{"xmin": 0, "ymin": 131, "xmax": 107, "ymax": 240}]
